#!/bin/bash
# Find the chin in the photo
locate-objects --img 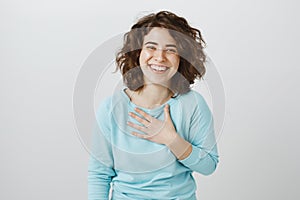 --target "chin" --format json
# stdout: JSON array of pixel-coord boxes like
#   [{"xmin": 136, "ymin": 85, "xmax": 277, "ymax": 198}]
[{"xmin": 145, "ymin": 78, "xmax": 171, "ymax": 87}]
